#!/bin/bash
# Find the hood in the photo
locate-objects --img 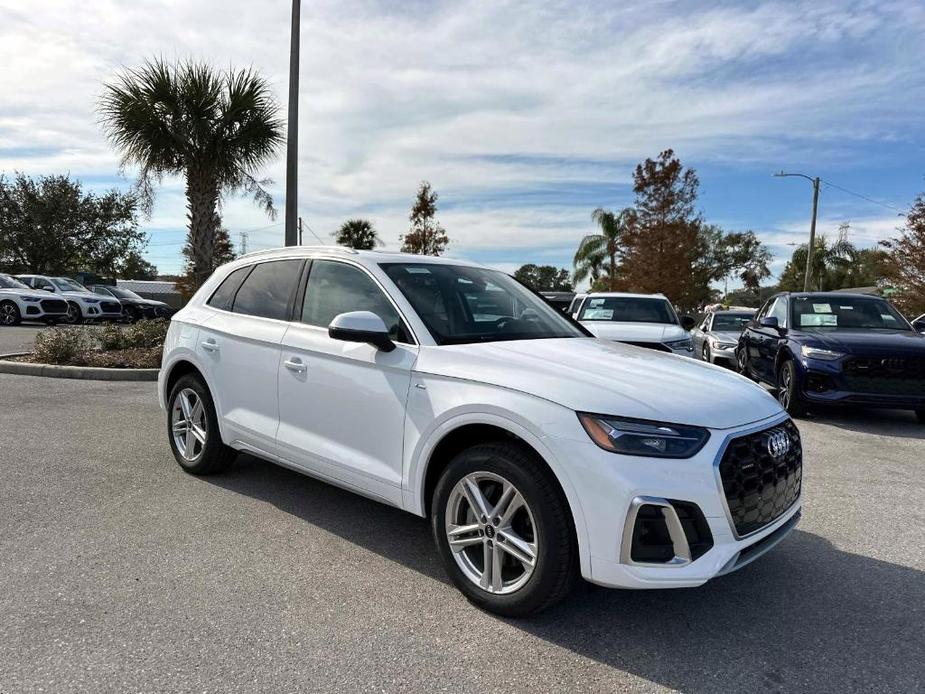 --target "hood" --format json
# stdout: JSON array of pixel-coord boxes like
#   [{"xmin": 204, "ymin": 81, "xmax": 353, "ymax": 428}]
[
  {"xmin": 0, "ymin": 287, "xmax": 57, "ymax": 300},
  {"xmin": 795, "ymin": 329, "xmax": 925, "ymax": 356},
  {"xmin": 711, "ymin": 330, "xmax": 743, "ymax": 344},
  {"xmin": 414, "ymin": 337, "xmax": 782, "ymax": 429},
  {"xmin": 581, "ymin": 321, "xmax": 687, "ymax": 343},
  {"xmin": 63, "ymin": 290, "xmax": 111, "ymax": 301}
]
